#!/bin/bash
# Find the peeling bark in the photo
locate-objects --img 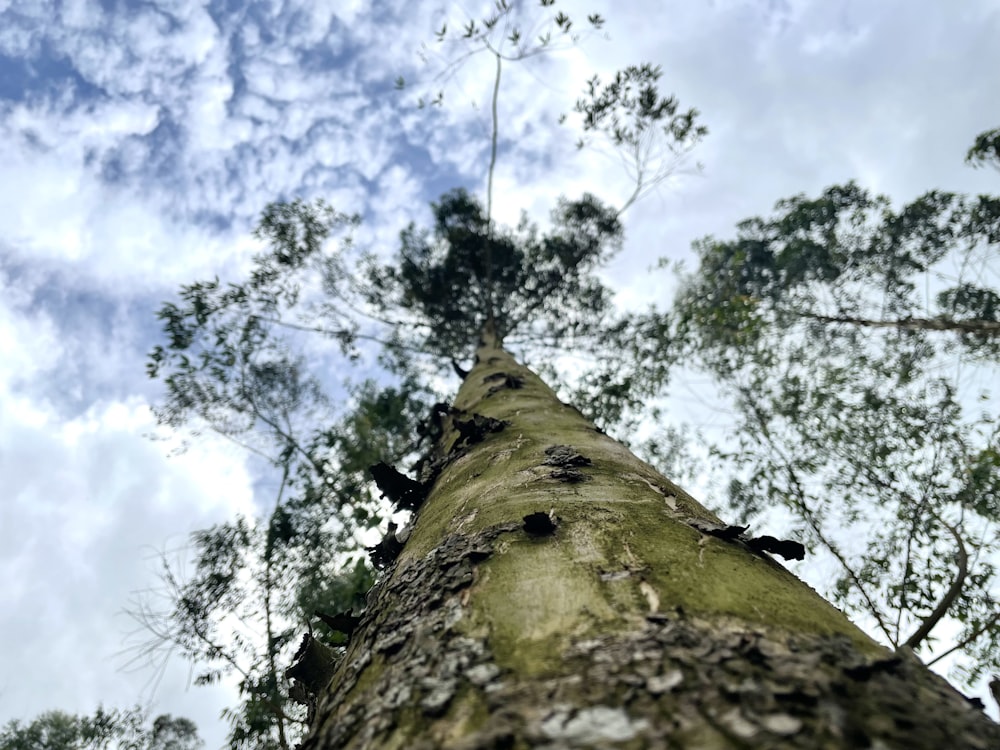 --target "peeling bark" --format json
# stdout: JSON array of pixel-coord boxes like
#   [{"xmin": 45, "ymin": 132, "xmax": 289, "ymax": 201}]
[{"xmin": 300, "ymin": 329, "xmax": 1000, "ymax": 749}]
